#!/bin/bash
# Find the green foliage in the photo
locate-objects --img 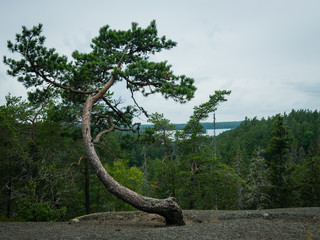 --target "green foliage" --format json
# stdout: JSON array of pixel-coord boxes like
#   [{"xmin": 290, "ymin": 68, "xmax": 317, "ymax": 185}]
[
  {"xmin": 1, "ymin": 94, "xmax": 319, "ymax": 216},
  {"xmin": 16, "ymin": 181, "xmax": 66, "ymax": 221},
  {"xmin": 183, "ymin": 90, "xmax": 231, "ymax": 136},
  {"xmin": 245, "ymin": 149, "xmax": 271, "ymax": 209},
  {"xmin": 147, "ymin": 112, "xmax": 175, "ymax": 133},
  {"xmin": 4, "ymin": 21, "xmax": 196, "ymax": 109},
  {"xmin": 0, "ymin": 95, "xmax": 84, "ymax": 220},
  {"xmin": 175, "ymin": 157, "xmax": 242, "ymax": 210},
  {"xmin": 299, "ymin": 152, "xmax": 320, "ymax": 207},
  {"xmin": 264, "ymin": 114, "xmax": 294, "ymax": 208},
  {"xmin": 17, "ymin": 198, "xmax": 66, "ymax": 222},
  {"xmin": 172, "ymin": 91, "xmax": 237, "ymax": 209},
  {"xmin": 103, "ymin": 158, "xmax": 144, "ymax": 211},
  {"xmin": 106, "ymin": 158, "xmax": 144, "ymax": 191},
  {"xmin": 147, "ymin": 113, "xmax": 177, "ymax": 197},
  {"xmin": 216, "ymin": 109, "xmax": 320, "ymax": 209}
]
